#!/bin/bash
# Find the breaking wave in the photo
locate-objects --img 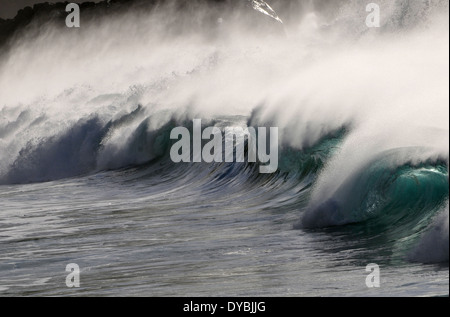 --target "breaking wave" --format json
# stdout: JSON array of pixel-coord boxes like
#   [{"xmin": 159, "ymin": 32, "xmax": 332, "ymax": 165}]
[{"xmin": 0, "ymin": 0, "xmax": 448, "ymax": 263}]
